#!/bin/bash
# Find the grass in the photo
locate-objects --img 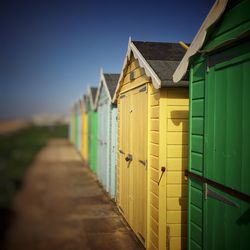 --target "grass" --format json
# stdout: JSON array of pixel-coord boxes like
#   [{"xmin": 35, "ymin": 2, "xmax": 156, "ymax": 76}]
[{"xmin": 0, "ymin": 124, "xmax": 68, "ymax": 209}]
